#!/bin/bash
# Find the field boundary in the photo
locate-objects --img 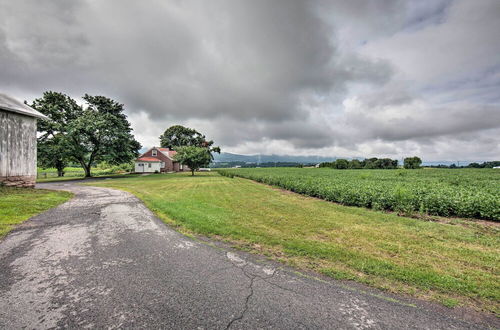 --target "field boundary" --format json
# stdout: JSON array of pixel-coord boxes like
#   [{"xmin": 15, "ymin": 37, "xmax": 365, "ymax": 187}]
[
  {"xmin": 242, "ymin": 176, "xmax": 500, "ymax": 229},
  {"xmin": 217, "ymin": 168, "xmax": 500, "ymax": 221}
]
